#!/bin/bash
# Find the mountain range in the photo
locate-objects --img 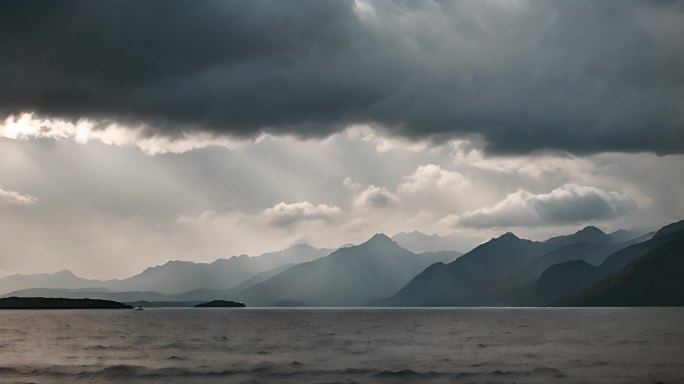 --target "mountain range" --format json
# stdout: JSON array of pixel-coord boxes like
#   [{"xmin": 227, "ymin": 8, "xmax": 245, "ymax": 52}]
[
  {"xmin": 0, "ymin": 270, "xmax": 112, "ymax": 295},
  {"xmin": 375, "ymin": 224, "xmax": 671, "ymax": 307},
  {"xmin": 235, "ymin": 234, "xmax": 461, "ymax": 306},
  {"xmin": 568, "ymin": 233, "xmax": 684, "ymax": 306},
  {"xmin": 106, "ymin": 244, "xmax": 330, "ymax": 293},
  {"xmin": 522, "ymin": 224, "xmax": 684, "ymax": 306},
  {"xmin": 374, "ymin": 232, "xmax": 559, "ymax": 306},
  {"xmin": 0, "ymin": 244, "xmax": 330, "ymax": 295},
  {"xmin": 543, "ymin": 226, "xmax": 641, "ymax": 246},
  {"xmin": 1, "ymin": 221, "xmax": 682, "ymax": 307}
]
